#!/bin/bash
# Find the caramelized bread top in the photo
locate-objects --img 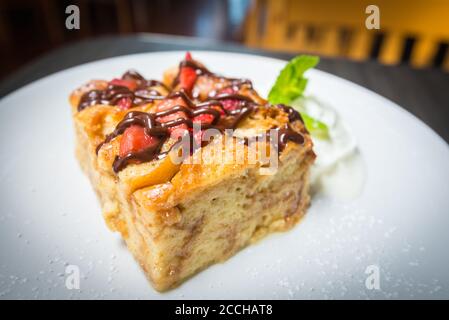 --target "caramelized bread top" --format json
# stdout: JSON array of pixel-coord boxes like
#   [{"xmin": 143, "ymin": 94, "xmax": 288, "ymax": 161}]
[{"xmin": 70, "ymin": 52, "xmax": 315, "ymax": 202}]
